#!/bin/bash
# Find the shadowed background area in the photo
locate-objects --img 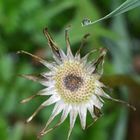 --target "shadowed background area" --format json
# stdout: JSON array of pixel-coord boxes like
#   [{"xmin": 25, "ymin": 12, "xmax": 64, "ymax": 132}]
[{"xmin": 0, "ymin": 0, "xmax": 140, "ymax": 140}]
